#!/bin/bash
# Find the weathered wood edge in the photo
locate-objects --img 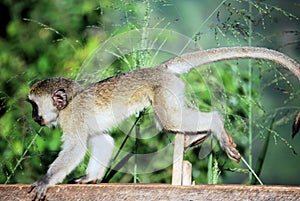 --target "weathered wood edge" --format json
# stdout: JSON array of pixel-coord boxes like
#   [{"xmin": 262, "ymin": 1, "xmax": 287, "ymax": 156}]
[{"xmin": 1, "ymin": 184, "xmax": 300, "ymax": 201}]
